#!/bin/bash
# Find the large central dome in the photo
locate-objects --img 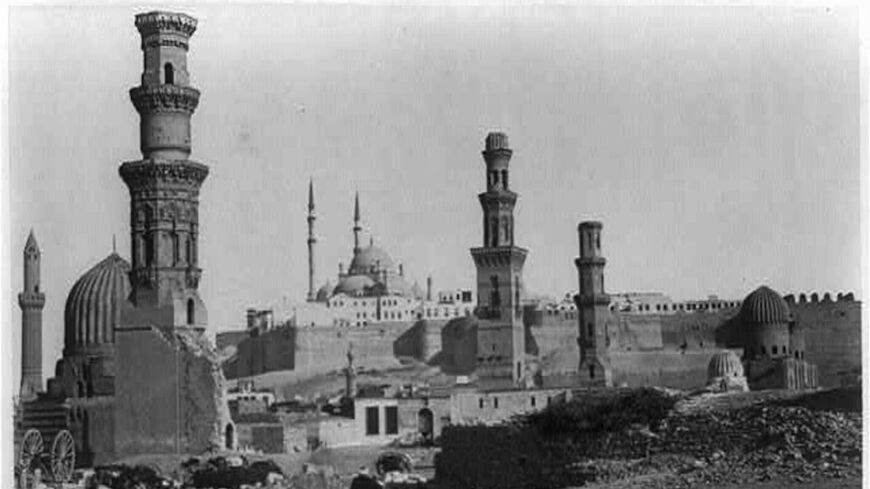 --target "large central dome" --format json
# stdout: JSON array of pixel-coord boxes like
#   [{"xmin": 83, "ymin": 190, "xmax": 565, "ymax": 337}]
[
  {"xmin": 64, "ymin": 253, "xmax": 131, "ymax": 357},
  {"xmin": 349, "ymin": 245, "xmax": 395, "ymax": 274}
]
